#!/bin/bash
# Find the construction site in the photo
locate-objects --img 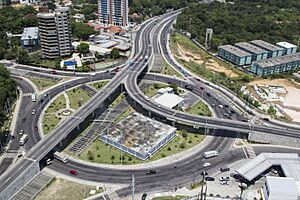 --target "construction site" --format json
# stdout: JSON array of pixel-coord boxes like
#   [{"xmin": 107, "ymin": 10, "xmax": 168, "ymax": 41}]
[{"xmin": 99, "ymin": 112, "xmax": 177, "ymax": 160}]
